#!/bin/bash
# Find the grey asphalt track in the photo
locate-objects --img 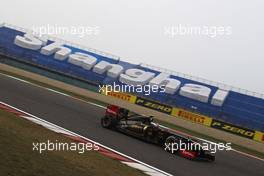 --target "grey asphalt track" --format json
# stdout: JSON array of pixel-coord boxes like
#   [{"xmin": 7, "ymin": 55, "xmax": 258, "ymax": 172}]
[{"xmin": 0, "ymin": 74, "xmax": 263, "ymax": 176}]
